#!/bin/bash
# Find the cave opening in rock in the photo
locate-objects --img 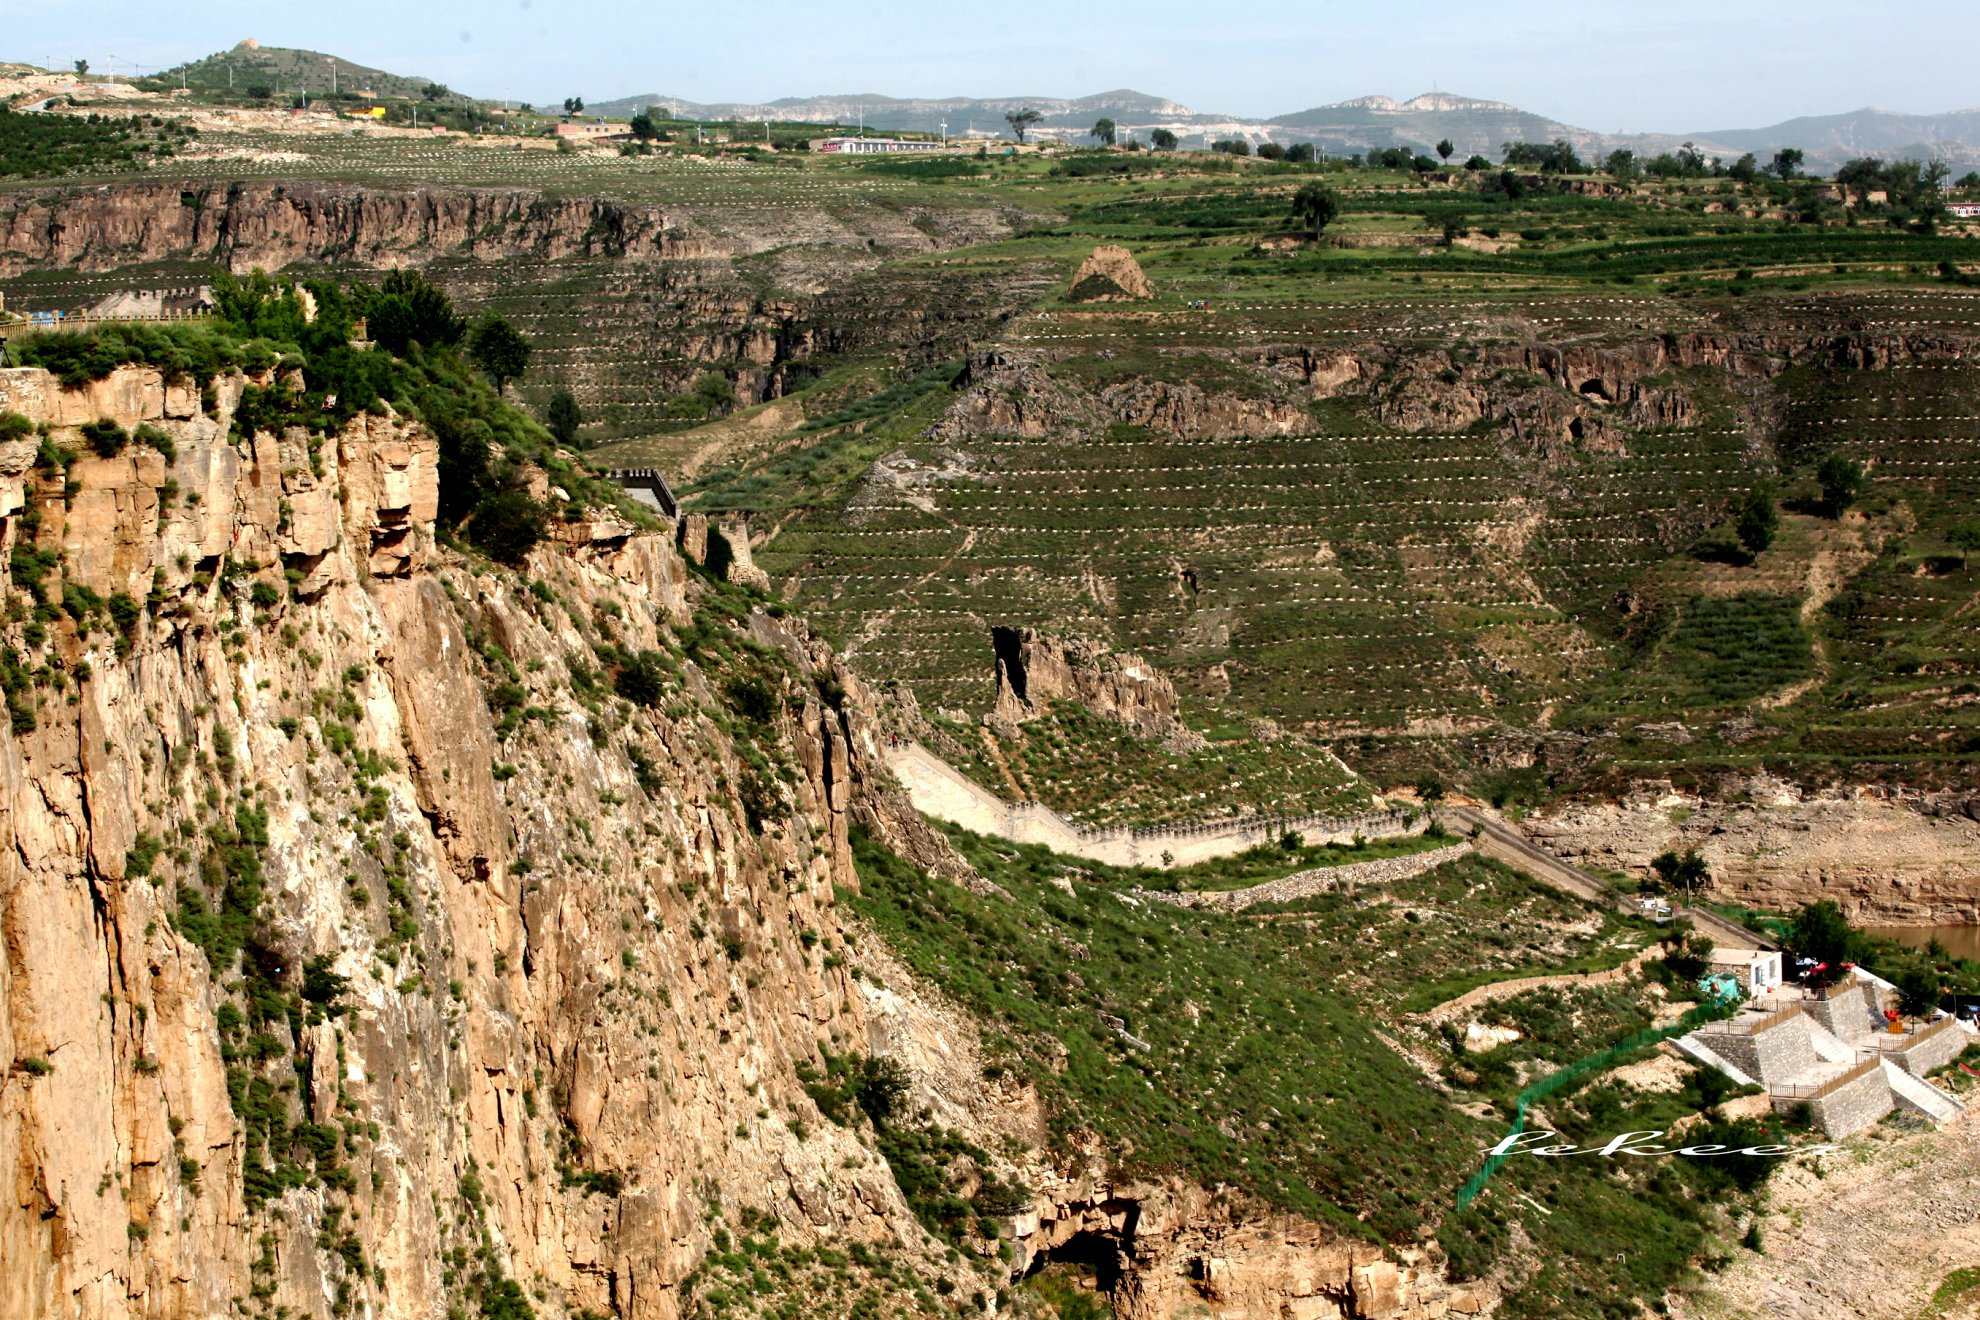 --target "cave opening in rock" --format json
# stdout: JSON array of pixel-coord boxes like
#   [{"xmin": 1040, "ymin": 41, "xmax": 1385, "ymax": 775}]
[
  {"xmin": 704, "ymin": 526, "xmax": 735, "ymax": 579},
  {"xmin": 1020, "ymin": 1219, "xmax": 1135, "ymax": 1310},
  {"xmin": 991, "ymin": 625, "xmax": 1028, "ymax": 704}
]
